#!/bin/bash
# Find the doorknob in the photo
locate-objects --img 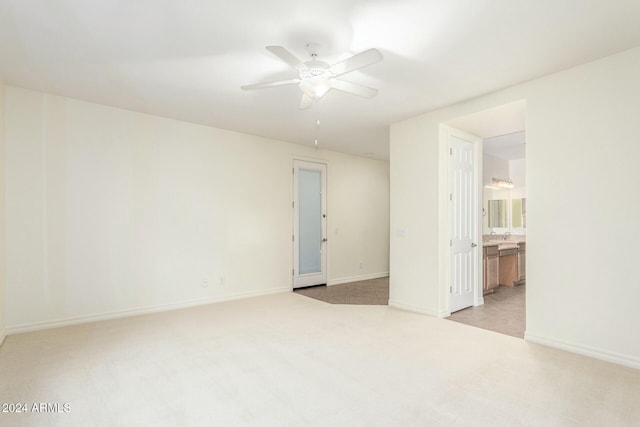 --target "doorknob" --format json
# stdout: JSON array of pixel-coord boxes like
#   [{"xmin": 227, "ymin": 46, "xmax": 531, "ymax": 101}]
[
  {"xmin": 471, "ymin": 242, "xmax": 477, "ymax": 248},
  {"xmin": 322, "ymin": 238, "xmax": 327, "ymax": 242}
]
